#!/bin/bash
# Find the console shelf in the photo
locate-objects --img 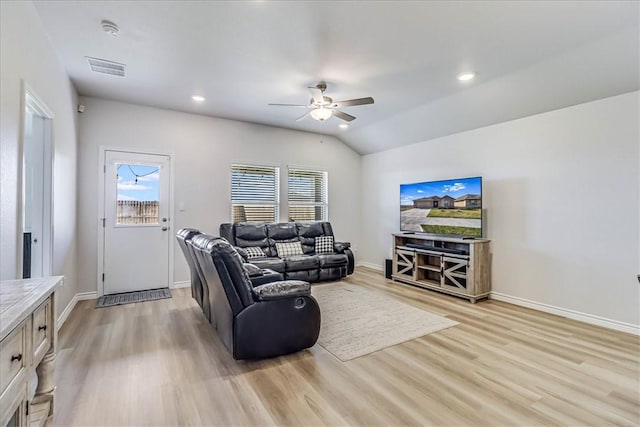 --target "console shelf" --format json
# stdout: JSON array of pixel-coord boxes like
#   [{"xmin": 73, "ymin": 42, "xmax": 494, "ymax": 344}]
[{"xmin": 391, "ymin": 233, "xmax": 491, "ymax": 303}]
